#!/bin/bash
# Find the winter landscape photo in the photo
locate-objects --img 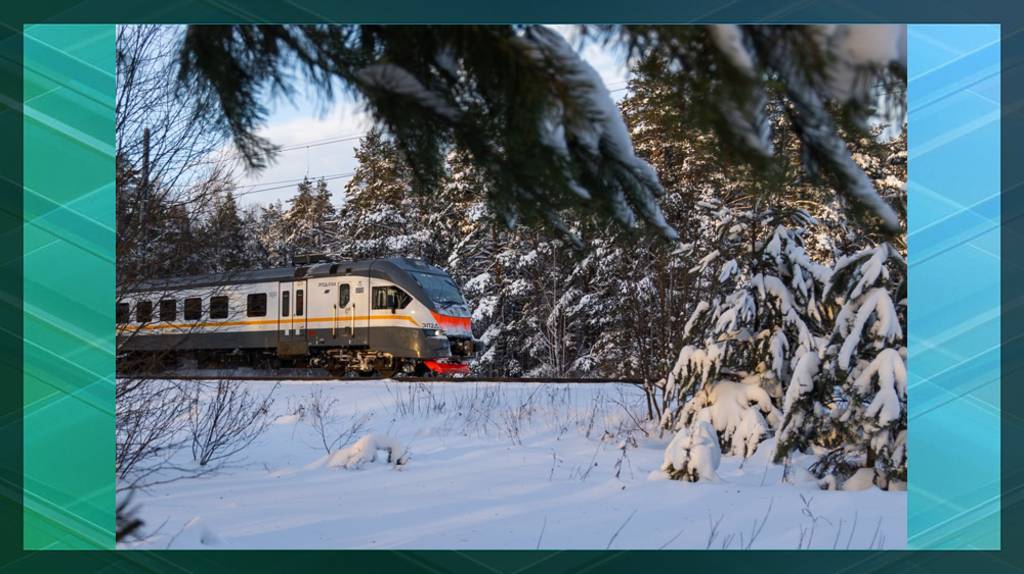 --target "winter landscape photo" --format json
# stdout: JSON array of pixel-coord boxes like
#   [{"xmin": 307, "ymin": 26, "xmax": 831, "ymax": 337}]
[{"xmin": 114, "ymin": 24, "xmax": 908, "ymax": 549}]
